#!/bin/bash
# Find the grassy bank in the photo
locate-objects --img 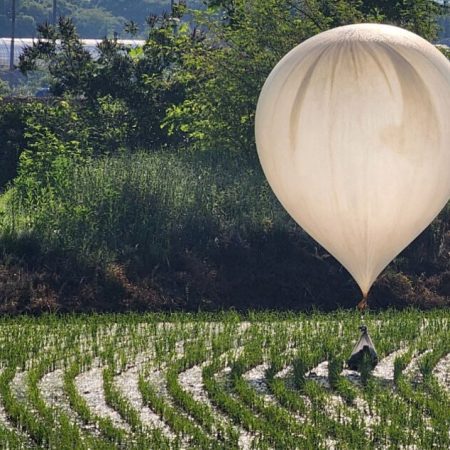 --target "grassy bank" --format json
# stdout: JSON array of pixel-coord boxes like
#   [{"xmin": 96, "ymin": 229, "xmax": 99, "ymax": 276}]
[{"xmin": 1, "ymin": 148, "xmax": 449, "ymax": 314}]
